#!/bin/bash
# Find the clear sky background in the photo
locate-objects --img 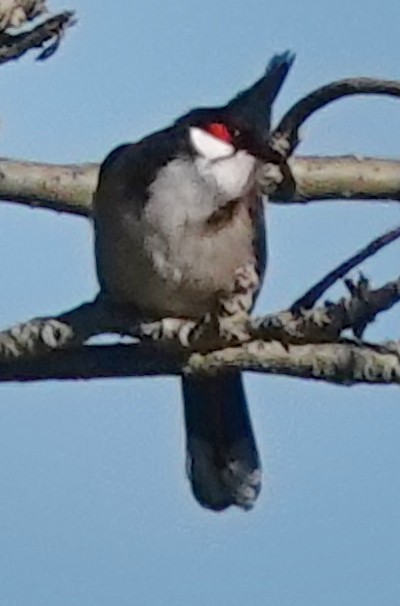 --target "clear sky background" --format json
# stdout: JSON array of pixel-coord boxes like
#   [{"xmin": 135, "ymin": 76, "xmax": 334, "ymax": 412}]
[{"xmin": 0, "ymin": 1, "xmax": 399, "ymax": 605}]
